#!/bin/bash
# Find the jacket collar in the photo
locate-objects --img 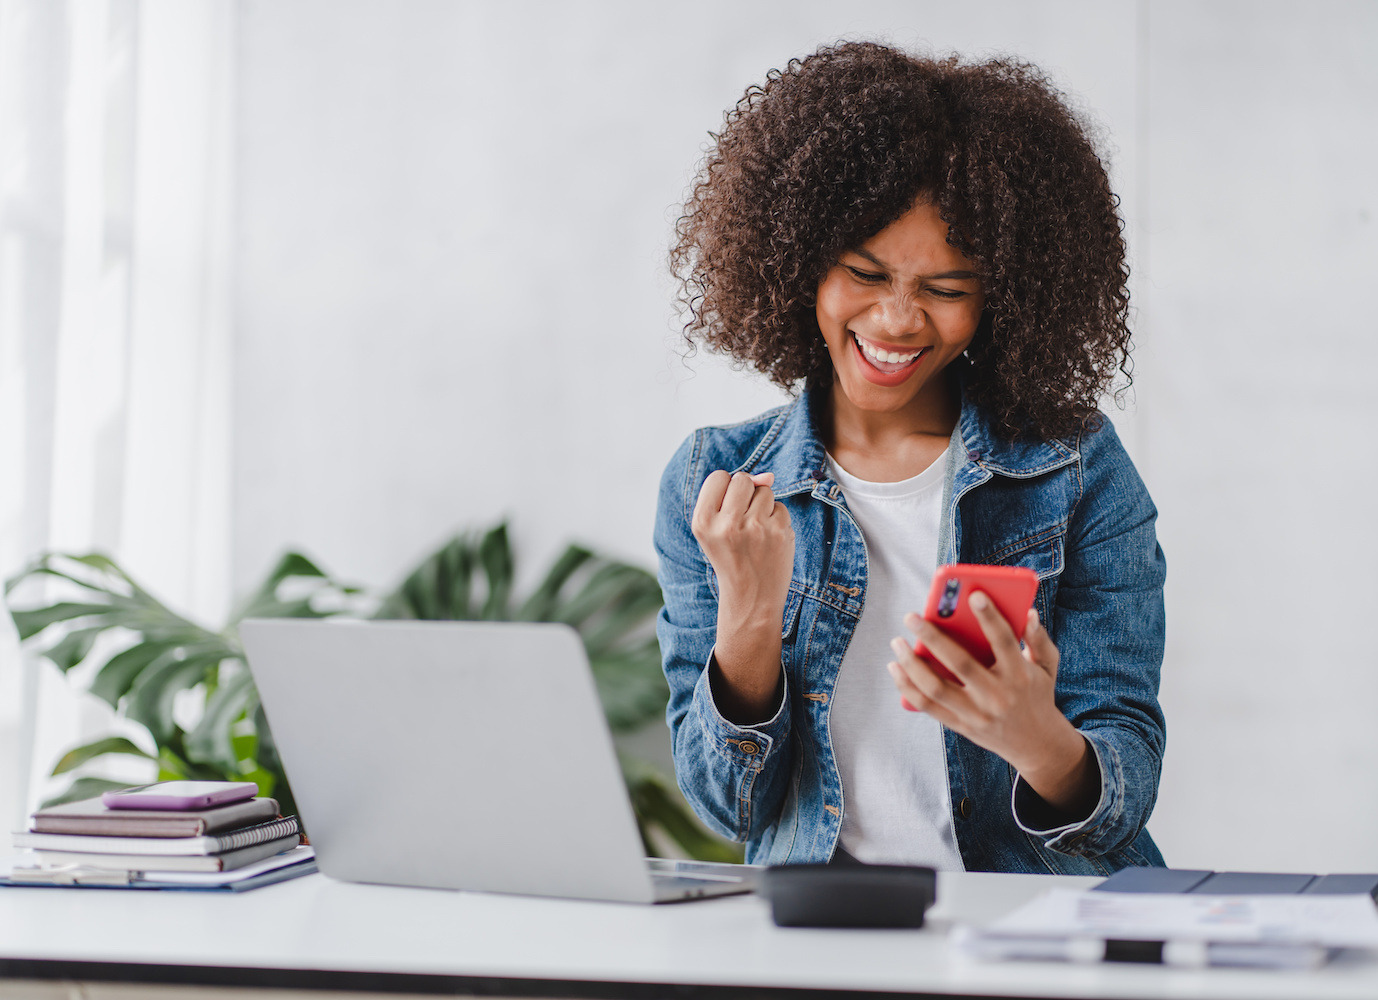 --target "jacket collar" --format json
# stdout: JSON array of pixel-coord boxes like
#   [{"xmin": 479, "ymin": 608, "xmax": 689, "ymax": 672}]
[{"xmin": 749, "ymin": 376, "xmax": 1079, "ymax": 492}]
